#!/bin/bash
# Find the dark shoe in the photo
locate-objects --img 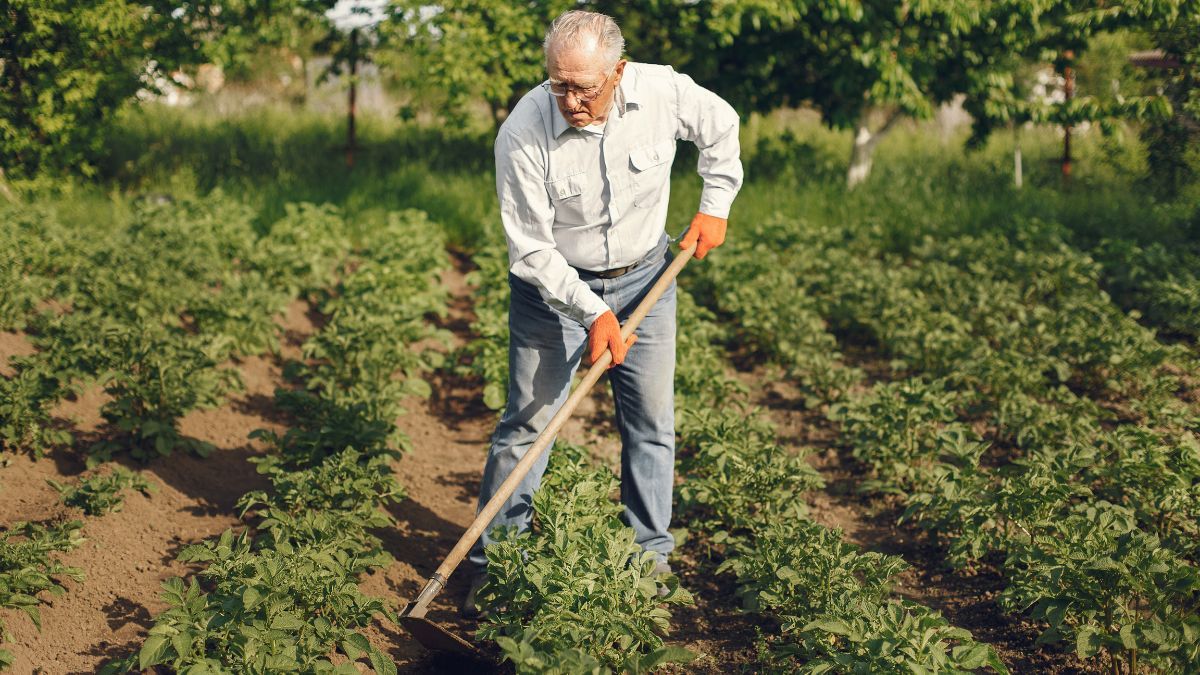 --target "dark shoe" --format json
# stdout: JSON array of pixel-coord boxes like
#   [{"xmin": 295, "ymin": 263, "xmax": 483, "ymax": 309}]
[{"xmin": 460, "ymin": 569, "xmax": 489, "ymax": 620}]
